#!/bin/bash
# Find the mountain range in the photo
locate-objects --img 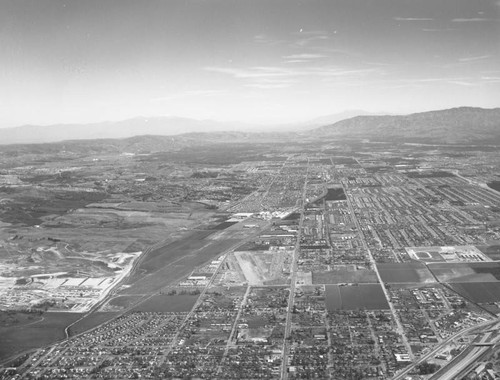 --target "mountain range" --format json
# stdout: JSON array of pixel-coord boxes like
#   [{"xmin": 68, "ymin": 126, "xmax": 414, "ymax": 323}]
[
  {"xmin": 0, "ymin": 117, "xmax": 257, "ymax": 145},
  {"xmin": 0, "ymin": 107, "xmax": 498, "ymax": 145},
  {"xmin": 0, "ymin": 111, "xmax": 379, "ymax": 145},
  {"xmin": 313, "ymin": 107, "xmax": 500, "ymax": 144}
]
